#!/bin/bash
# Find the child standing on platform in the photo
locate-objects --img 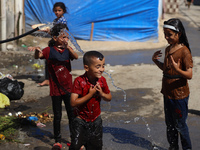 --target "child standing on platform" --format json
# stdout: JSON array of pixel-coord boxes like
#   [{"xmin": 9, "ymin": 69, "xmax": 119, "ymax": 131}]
[
  {"xmin": 152, "ymin": 18, "xmax": 193, "ymax": 150},
  {"xmin": 53, "ymin": 2, "xmax": 68, "ymax": 25},
  {"xmin": 29, "ymin": 23, "xmax": 78, "ymax": 150},
  {"xmin": 69, "ymin": 51, "xmax": 112, "ymax": 150}
]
